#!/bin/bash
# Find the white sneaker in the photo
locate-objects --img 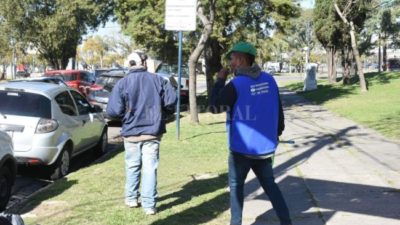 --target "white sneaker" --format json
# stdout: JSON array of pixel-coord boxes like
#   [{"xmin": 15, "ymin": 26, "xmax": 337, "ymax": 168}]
[
  {"xmin": 125, "ymin": 199, "xmax": 139, "ymax": 208},
  {"xmin": 144, "ymin": 208, "xmax": 156, "ymax": 215}
]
